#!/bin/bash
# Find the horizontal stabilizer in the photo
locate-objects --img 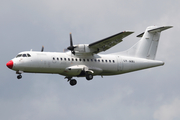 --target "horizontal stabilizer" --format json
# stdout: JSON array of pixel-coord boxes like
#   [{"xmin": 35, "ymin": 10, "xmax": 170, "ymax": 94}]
[
  {"xmin": 148, "ymin": 26, "xmax": 173, "ymax": 33},
  {"xmin": 137, "ymin": 26, "xmax": 173, "ymax": 37}
]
